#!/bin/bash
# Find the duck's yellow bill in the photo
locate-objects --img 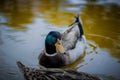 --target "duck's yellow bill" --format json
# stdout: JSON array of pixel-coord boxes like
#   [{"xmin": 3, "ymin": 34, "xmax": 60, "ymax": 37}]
[{"xmin": 55, "ymin": 39, "xmax": 65, "ymax": 53}]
